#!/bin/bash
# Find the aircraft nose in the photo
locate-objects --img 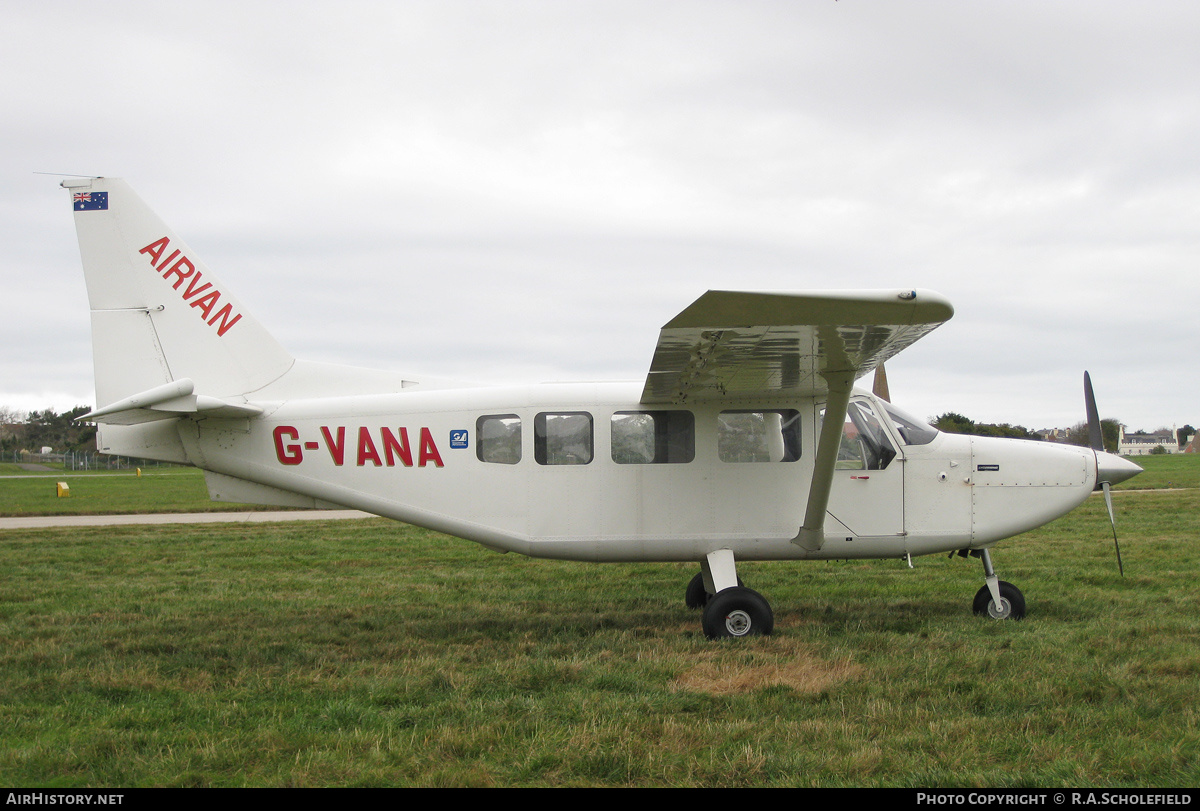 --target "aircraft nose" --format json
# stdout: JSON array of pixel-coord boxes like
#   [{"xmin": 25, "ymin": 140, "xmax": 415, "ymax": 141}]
[{"xmin": 1096, "ymin": 451, "xmax": 1142, "ymax": 487}]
